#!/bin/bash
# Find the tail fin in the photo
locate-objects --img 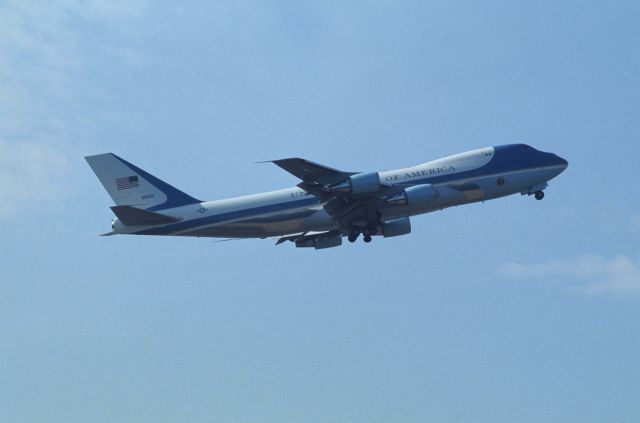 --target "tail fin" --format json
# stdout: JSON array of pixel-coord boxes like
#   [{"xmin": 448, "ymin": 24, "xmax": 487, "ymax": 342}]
[{"xmin": 85, "ymin": 153, "xmax": 202, "ymax": 211}]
